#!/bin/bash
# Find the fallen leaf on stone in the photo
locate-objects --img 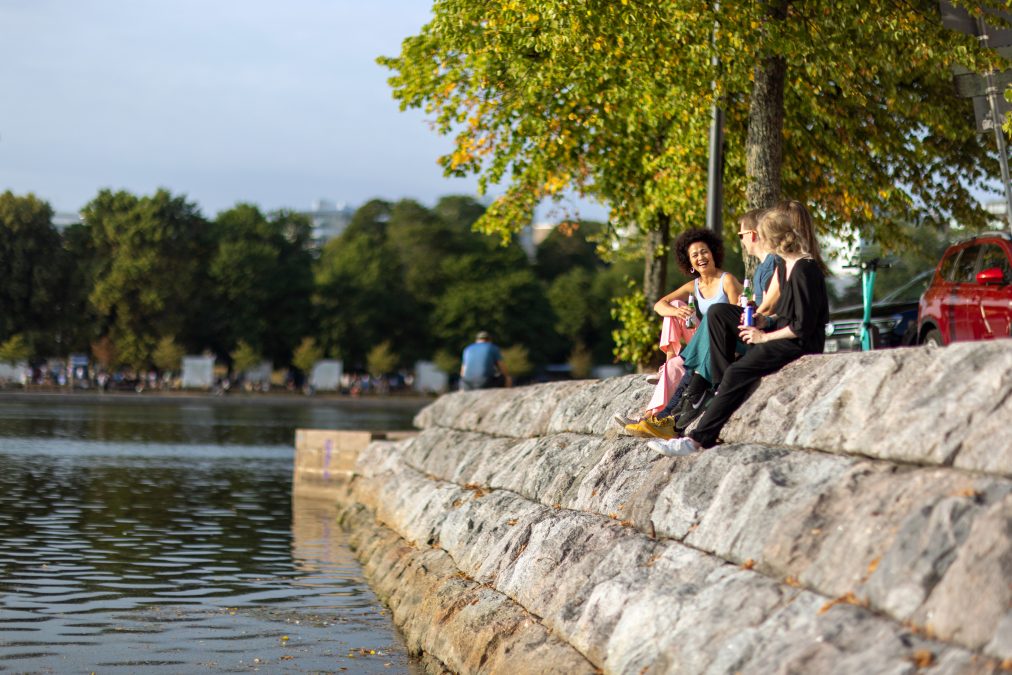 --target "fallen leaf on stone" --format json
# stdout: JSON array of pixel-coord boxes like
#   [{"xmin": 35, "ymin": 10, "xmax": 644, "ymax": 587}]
[
  {"xmin": 507, "ymin": 518, "xmax": 518, "ymax": 526},
  {"xmin": 907, "ymin": 650, "xmax": 935, "ymax": 668},
  {"xmin": 865, "ymin": 557, "xmax": 880, "ymax": 576},
  {"xmin": 608, "ymin": 512, "xmax": 619, "ymax": 519},
  {"xmin": 451, "ymin": 499, "xmax": 463, "ymax": 508},
  {"xmin": 742, "ymin": 559, "xmax": 755, "ymax": 570},
  {"xmin": 553, "ymin": 503, "xmax": 562, "ymax": 509},
  {"xmin": 819, "ymin": 591, "xmax": 866, "ymax": 614},
  {"xmin": 620, "ymin": 520, "xmax": 633, "ymax": 527},
  {"xmin": 784, "ymin": 576, "xmax": 802, "ymax": 588}
]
